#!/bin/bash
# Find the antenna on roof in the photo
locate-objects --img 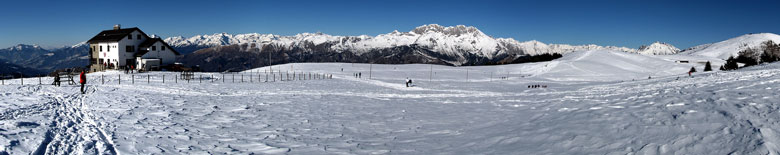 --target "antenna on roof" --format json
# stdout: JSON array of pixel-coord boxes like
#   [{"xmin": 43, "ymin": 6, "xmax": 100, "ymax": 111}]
[{"xmin": 113, "ymin": 24, "xmax": 121, "ymax": 30}]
